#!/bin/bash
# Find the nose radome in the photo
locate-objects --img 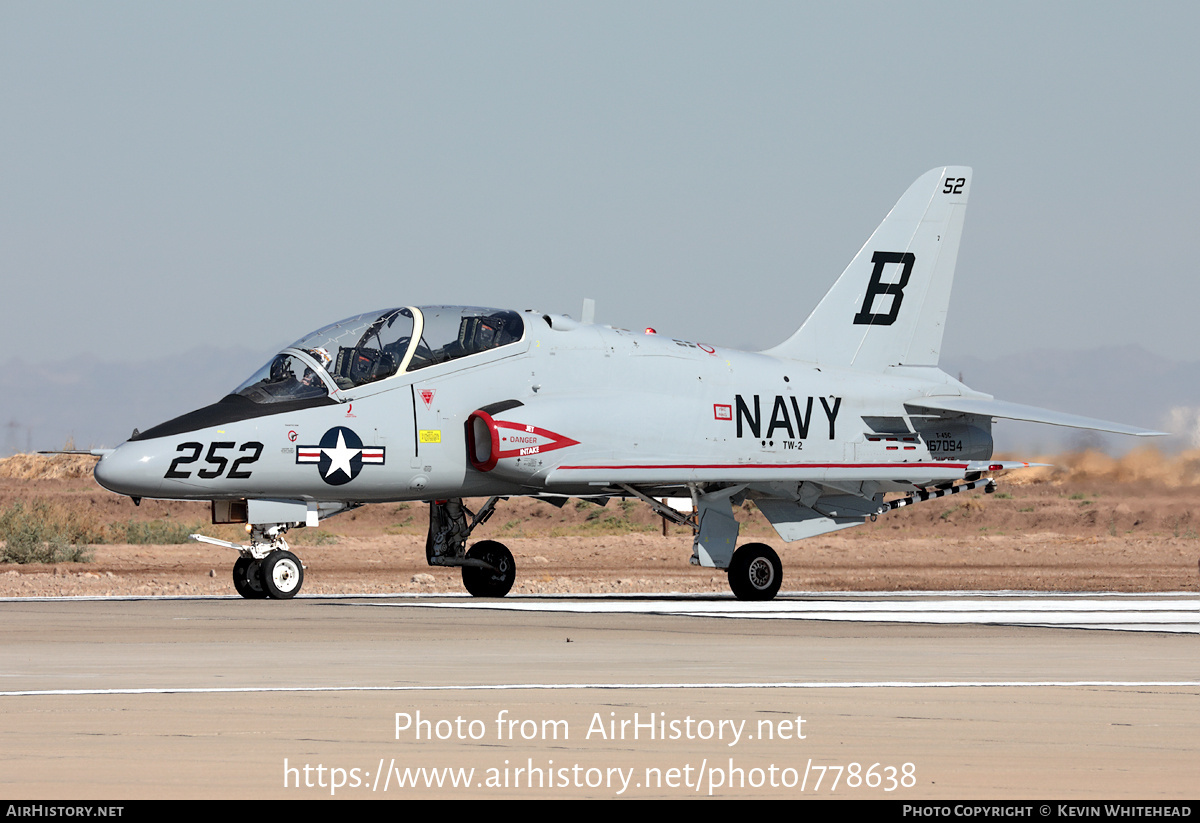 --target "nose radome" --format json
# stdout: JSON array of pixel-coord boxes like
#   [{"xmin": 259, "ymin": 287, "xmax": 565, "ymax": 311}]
[
  {"xmin": 92, "ymin": 449, "xmax": 126, "ymax": 494},
  {"xmin": 93, "ymin": 445, "xmax": 161, "ymax": 498}
]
